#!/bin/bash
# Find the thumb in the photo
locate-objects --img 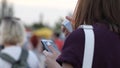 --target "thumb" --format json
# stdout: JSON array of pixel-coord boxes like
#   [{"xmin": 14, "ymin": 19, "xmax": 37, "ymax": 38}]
[
  {"xmin": 66, "ymin": 16, "xmax": 75, "ymax": 30},
  {"xmin": 48, "ymin": 45, "xmax": 57, "ymax": 54},
  {"xmin": 43, "ymin": 50, "xmax": 52, "ymax": 57}
]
